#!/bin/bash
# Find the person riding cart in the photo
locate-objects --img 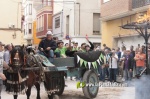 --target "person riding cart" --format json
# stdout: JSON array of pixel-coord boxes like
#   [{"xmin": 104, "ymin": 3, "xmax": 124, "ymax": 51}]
[{"xmin": 38, "ymin": 31, "xmax": 57, "ymax": 62}]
